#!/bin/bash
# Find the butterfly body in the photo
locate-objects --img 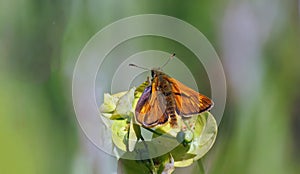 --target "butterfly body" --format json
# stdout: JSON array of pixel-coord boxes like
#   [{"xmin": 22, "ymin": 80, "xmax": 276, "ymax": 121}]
[
  {"xmin": 135, "ymin": 69, "xmax": 213, "ymax": 128},
  {"xmin": 151, "ymin": 70, "xmax": 178, "ymax": 127}
]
